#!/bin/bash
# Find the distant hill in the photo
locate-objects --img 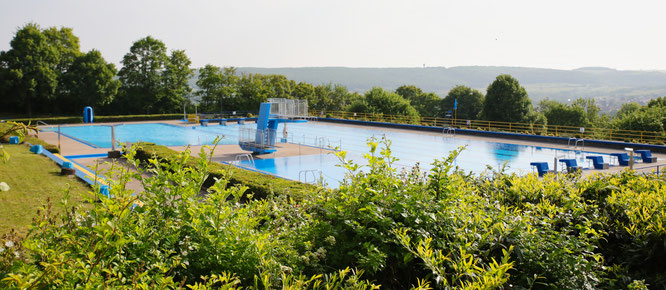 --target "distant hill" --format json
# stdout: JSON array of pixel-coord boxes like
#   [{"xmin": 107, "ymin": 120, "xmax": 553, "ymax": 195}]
[{"xmin": 193, "ymin": 66, "xmax": 666, "ymax": 113}]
